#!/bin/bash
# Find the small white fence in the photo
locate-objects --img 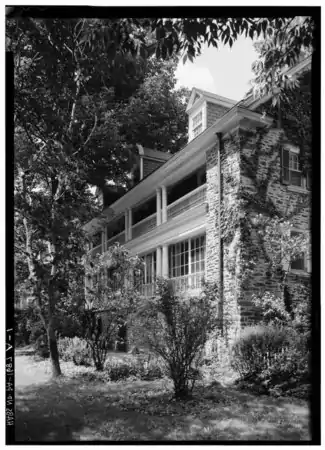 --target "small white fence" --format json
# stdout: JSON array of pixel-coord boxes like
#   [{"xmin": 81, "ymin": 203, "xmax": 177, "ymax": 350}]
[{"xmin": 262, "ymin": 347, "xmax": 290, "ymax": 368}]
